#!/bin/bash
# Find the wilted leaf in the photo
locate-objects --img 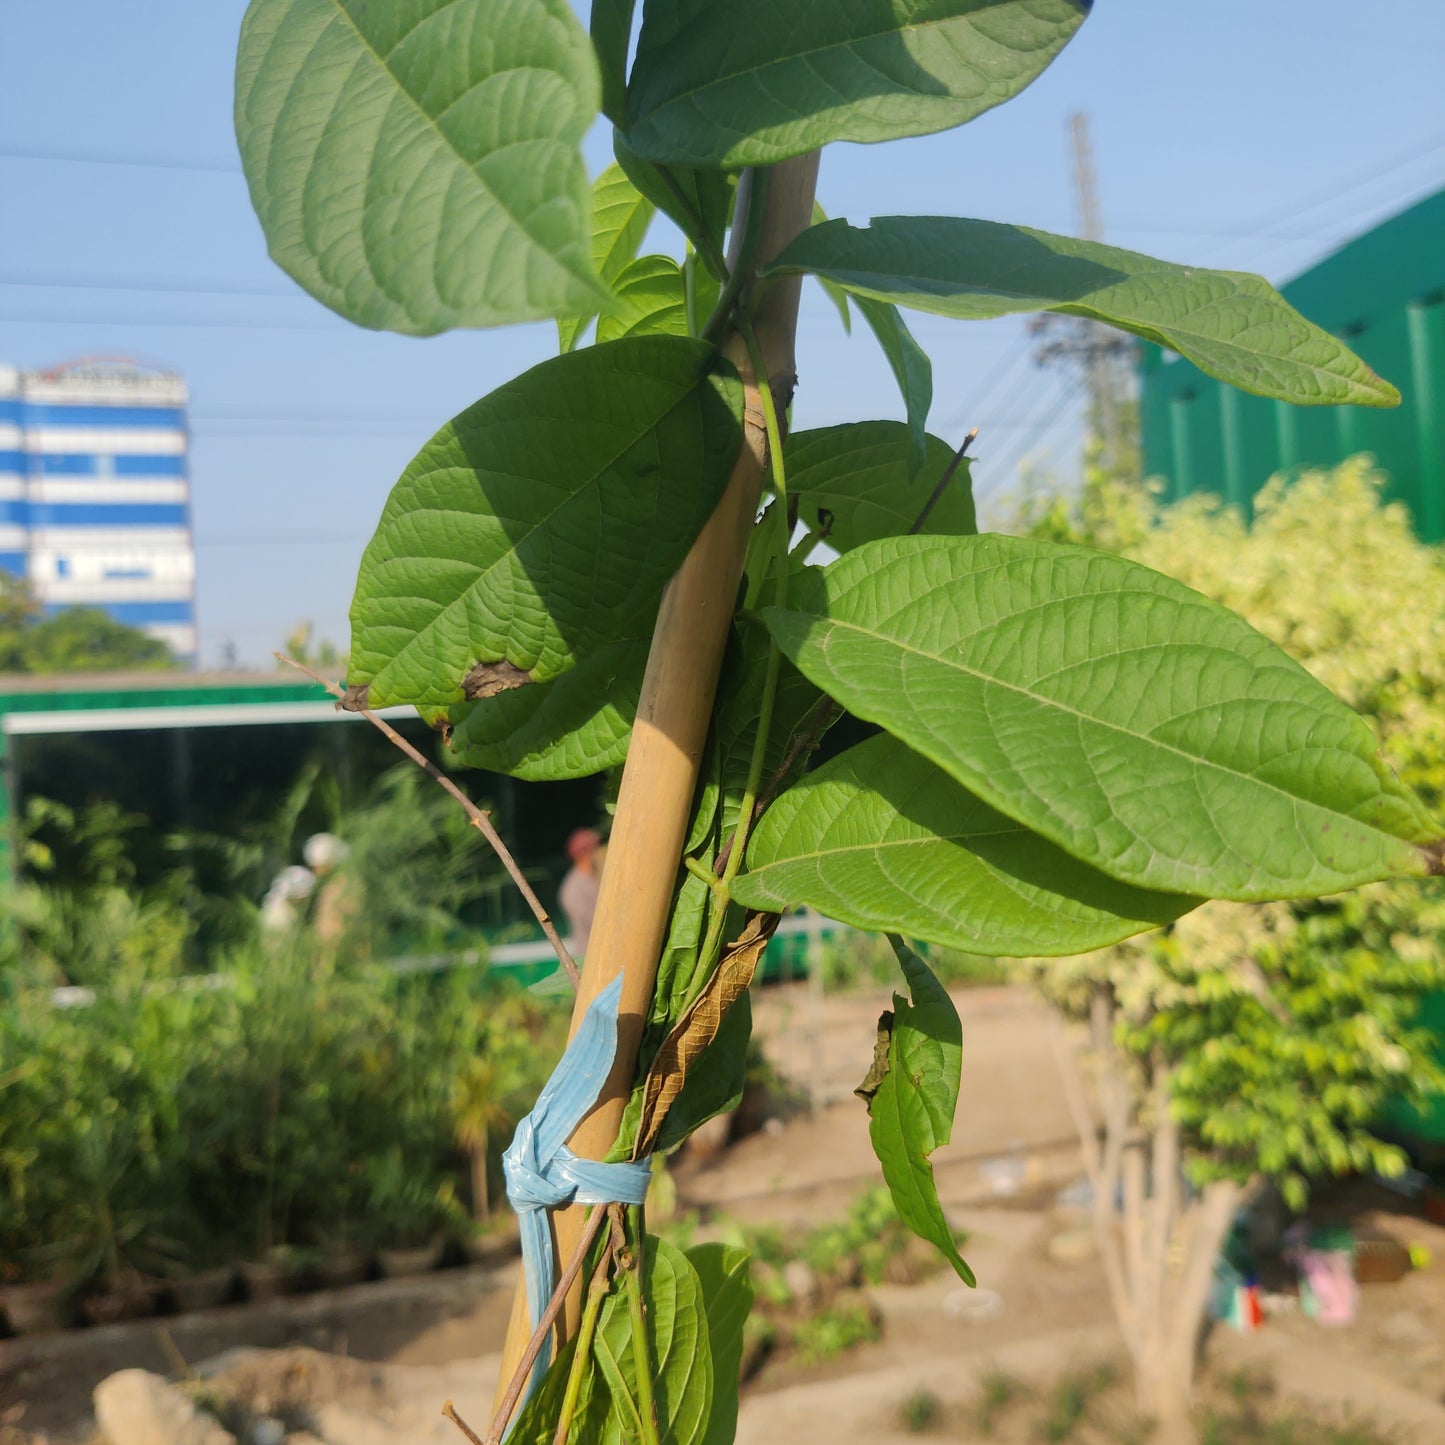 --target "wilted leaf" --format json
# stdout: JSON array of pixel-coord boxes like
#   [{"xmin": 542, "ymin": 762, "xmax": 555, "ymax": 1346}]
[
  {"xmin": 635, "ymin": 911, "xmax": 780, "ymax": 1157},
  {"xmin": 866, "ymin": 937, "xmax": 974, "ymax": 1283}
]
